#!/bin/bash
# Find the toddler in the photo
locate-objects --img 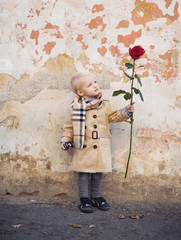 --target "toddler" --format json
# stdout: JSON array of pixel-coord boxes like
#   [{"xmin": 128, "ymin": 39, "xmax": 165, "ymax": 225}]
[{"xmin": 61, "ymin": 73, "xmax": 134, "ymax": 213}]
